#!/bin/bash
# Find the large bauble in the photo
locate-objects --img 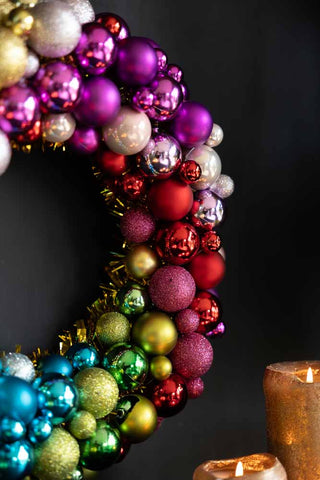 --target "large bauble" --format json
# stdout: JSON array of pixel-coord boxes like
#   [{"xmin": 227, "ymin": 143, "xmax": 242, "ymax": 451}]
[
  {"xmin": 186, "ymin": 145, "xmax": 221, "ymax": 190},
  {"xmin": 116, "ymin": 37, "xmax": 158, "ymax": 86},
  {"xmin": 0, "ymin": 376, "xmax": 37, "ymax": 424},
  {"xmin": 171, "ymin": 100, "xmax": 213, "ymax": 148},
  {"xmin": 137, "ymin": 133, "xmax": 182, "ymax": 178},
  {"xmin": 0, "ymin": 84, "xmax": 39, "ymax": 135},
  {"xmin": 95, "ymin": 312, "xmax": 130, "ymax": 348},
  {"xmin": 132, "ymin": 311, "xmax": 178, "ymax": 355},
  {"xmin": 1, "ymin": 352, "xmax": 35, "ymax": 382},
  {"xmin": 115, "ymin": 395, "xmax": 157, "ymax": 443},
  {"xmin": 155, "ymin": 221, "xmax": 200, "ymax": 265},
  {"xmin": 149, "ymin": 374, "xmax": 188, "ymax": 417},
  {"xmin": 79, "ymin": 420, "xmax": 121, "ymax": 470},
  {"xmin": 189, "ymin": 251, "xmax": 226, "ymax": 290},
  {"xmin": 0, "ymin": 27, "xmax": 27, "ymax": 89},
  {"xmin": 147, "ymin": 178, "xmax": 193, "ymax": 221},
  {"xmin": 170, "ymin": 333, "xmax": 213, "ymax": 378}
]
